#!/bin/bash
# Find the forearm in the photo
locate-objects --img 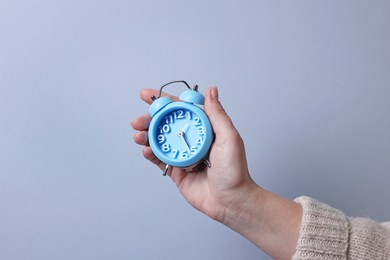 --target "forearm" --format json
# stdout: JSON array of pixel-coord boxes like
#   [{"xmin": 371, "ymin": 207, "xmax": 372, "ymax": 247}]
[{"xmin": 221, "ymin": 183, "xmax": 302, "ymax": 259}]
